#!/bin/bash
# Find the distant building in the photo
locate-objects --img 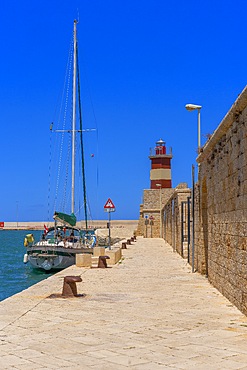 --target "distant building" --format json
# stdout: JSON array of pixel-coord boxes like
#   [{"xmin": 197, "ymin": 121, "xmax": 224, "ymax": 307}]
[
  {"xmin": 137, "ymin": 139, "xmax": 174, "ymax": 238},
  {"xmin": 149, "ymin": 139, "xmax": 173, "ymax": 189}
]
